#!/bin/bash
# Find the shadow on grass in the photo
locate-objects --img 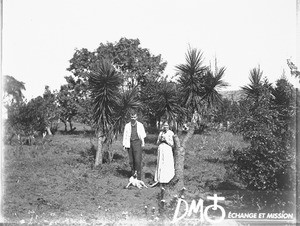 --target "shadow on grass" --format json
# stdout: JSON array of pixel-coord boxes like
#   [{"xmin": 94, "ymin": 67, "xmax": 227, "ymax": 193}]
[
  {"xmin": 57, "ymin": 129, "xmax": 96, "ymax": 137},
  {"xmin": 144, "ymin": 147, "xmax": 157, "ymax": 155},
  {"xmin": 216, "ymin": 181, "xmax": 243, "ymax": 190},
  {"xmin": 145, "ymin": 172, "xmax": 154, "ymax": 179},
  {"xmin": 146, "ymin": 160, "xmax": 157, "ymax": 167},
  {"xmin": 184, "ymin": 164, "xmax": 190, "ymax": 170},
  {"xmin": 79, "ymin": 145, "xmax": 96, "ymax": 162},
  {"xmin": 204, "ymin": 157, "xmax": 234, "ymax": 164},
  {"xmin": 116, "ymin": 168, "xmax": 132, "ymax": 178},
  {"xmin": 203, "ymin": 179, "xmax": 244, "ymax": 191},
  {"xmin": 113, "ymin": 153, "xmax": 124, "ymax": 161}
]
